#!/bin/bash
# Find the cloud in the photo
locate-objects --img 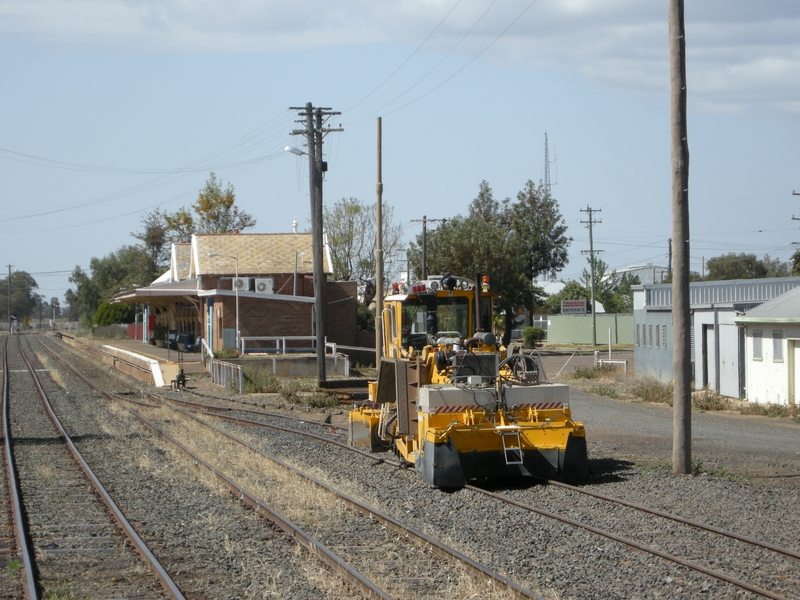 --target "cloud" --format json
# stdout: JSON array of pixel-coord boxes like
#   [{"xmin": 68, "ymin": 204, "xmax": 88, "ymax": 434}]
[{"xmin": 2, "ymin": 0, "xmax": 798, "ymax": 116}]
